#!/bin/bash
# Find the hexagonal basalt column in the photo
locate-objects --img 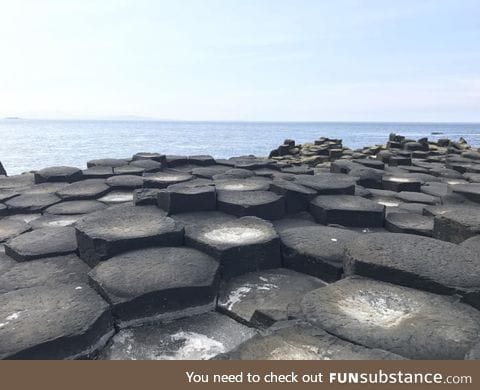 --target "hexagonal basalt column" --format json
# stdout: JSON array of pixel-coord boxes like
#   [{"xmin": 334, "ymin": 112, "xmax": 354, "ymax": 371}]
[
  {"xmin": 217, "ymin": 190, "xmax": 285, "ymax": 220},
  {"xmin": 5, "ymin": 227, "xmax": 78, "ymax": 262},
  {"xmin": 34, "ymin": 166, "xmax": 83, "ymax": 184},
  {"xmin": 310, "ymin": 195, "xmax": 385, "ymax": 227},
  {"xmin": 56, "ymin": 179, "xmax": 111, "ymax": 200},
  {"xmin": 88, "ymin": 247, "xmax": 220, "ymax": 327},
  {"xmin": 0, "ymin": 284, "xmax": 113, "ymax": 359},
  {"xmin": 344, "ymin": 232, "xmax": 480, "ymax": 307},
  {"xmin": 301, "ymin": 277, "xmax": 480, "ymax": 359},
  {"xmin": 280, "ymin": 225, "xmax": 359, "ymax": 281},
  {"xmin": 218, "ymin": 268, "xmax": 326, "ymax": 326},
  {"xmin": 185, "ymin": 216, "xmax": 281, "ymax": 279},
  {"xmin": 75, "ymin": 205, "xmax": 184, "ymax": 266},
  {"xmin": 143, "ymin": 171, "xmax": 194, "ymax": 188},
  {"xmin": 157, "ymin": 185, "xmax": 216, "ymax": 214},
  {"xmin": 220, "ymin": 321, "xmax": 404, "ymax": 360}
]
